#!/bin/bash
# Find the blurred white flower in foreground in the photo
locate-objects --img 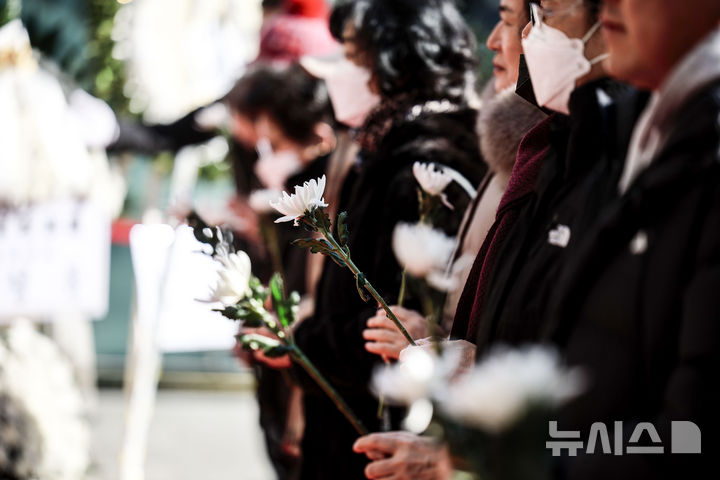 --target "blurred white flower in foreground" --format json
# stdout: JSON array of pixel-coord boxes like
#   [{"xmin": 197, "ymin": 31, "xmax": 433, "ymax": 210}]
[
  {"xmin": 393, "ymin": 223, "xmax": 455, "ymax": 279},
  {"xmin": 371, "ymin": 345, "xmax": 584, "ymax": 435},
  {"xmin": 437, "ymin": 346, "xmax": 585, "ymax": 433},
  {"xmin": 249, "ymin": 188, "xmax": 283, "ymax": 214},
  {"xmin": 113, "ymin": 0, "xmax": 260, "ymax": 122},
  {"xmin": 0, "ymin": 320, "xmax": 90, "ymax": 480},
  {"xmin": 208, "ymin": 250, "xmax": 252, "ymax": 306},
  {"xmin": 426, "ymin": 253, "xmax": 475, "ymax": 293},
  {"xmin": 413, "ymin": 162, "xmax": 452, "ymax": 196},
  {"xmin": 373, "ymin": 345, "xmax": 467, "ymax": 433},
  {"xmin": 0, "ymin": 20, "xmax": 125, "ymax": 215},
  {"xmin": 270, "ymin": 175, "xmax": 329, "ymax": 226},
  {"xmin": 373, "ymin": 348, "xmax": 440, "ymax": 405}
]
